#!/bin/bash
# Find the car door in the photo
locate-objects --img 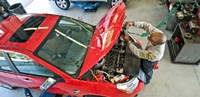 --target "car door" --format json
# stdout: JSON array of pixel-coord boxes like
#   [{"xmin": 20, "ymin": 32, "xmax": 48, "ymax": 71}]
[
  {"xmin": 6, "ymin": 52, "xmax": 72, "ymax": 94},
  {"xmin": 0, "ymin": 51, "xmax": 23, "ymax": 88}
]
